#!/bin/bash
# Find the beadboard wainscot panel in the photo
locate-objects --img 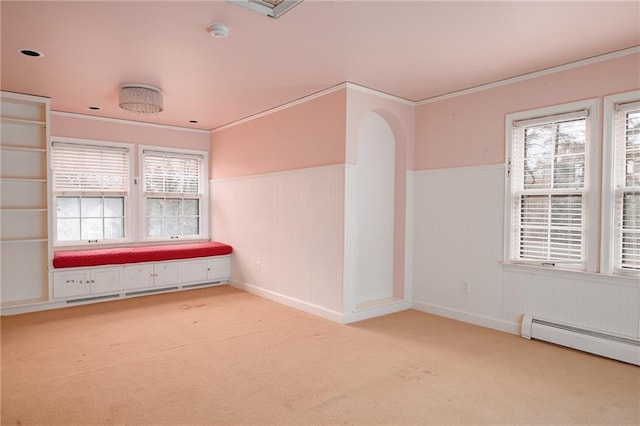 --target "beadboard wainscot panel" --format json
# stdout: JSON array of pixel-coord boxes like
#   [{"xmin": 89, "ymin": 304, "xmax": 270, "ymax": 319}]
[
  {"xmin": 211, "ymin": 173, "xmax": 277, "ymax": 293},
  {"xmin": 342, "ymin": 164, "xmax": 358, "ymax": 315},
  {"xmin": 503, "ymin": 267, "xmax": 640, "ymax": 339},
  {"xmin": 412, "ymin": 165, "xmax": 509, "ymax": 332},
  {"xmin": 211, "ymin": 164, "xmax": 345, "ymax": 322},
  {"xmin": 412, "ymin": 164, "xmax": 640, "ymax": 339}
]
